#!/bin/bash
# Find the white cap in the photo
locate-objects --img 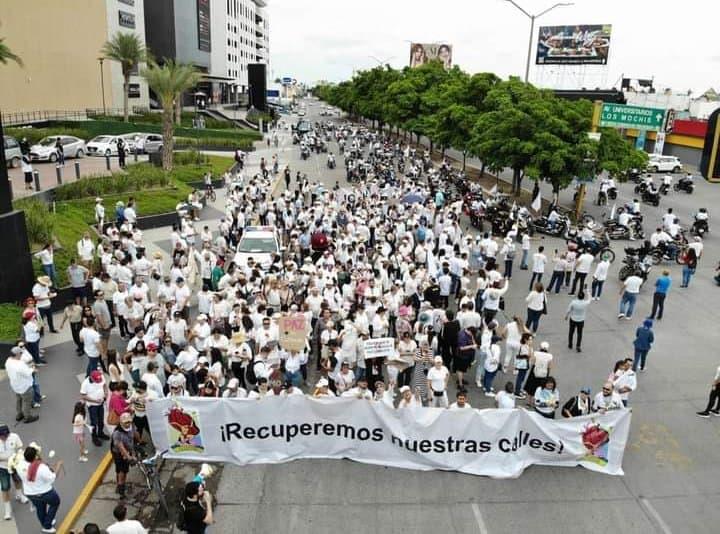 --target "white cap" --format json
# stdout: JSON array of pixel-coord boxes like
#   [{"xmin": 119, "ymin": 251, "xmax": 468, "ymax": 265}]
[
  {"xmin": 316, "ymin": 378, "xmax": 329, "ymax": 388},
  {"xmin": 399, "ymin": 385, "xmax": 411, "ymax": 393},
  {"xmin": 540, "ymin": 341, "xmax": 549, "ymax": 350},
  {"xmin": 227, "ymin": 378, "xmax": 239, "ymax": 389}
]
